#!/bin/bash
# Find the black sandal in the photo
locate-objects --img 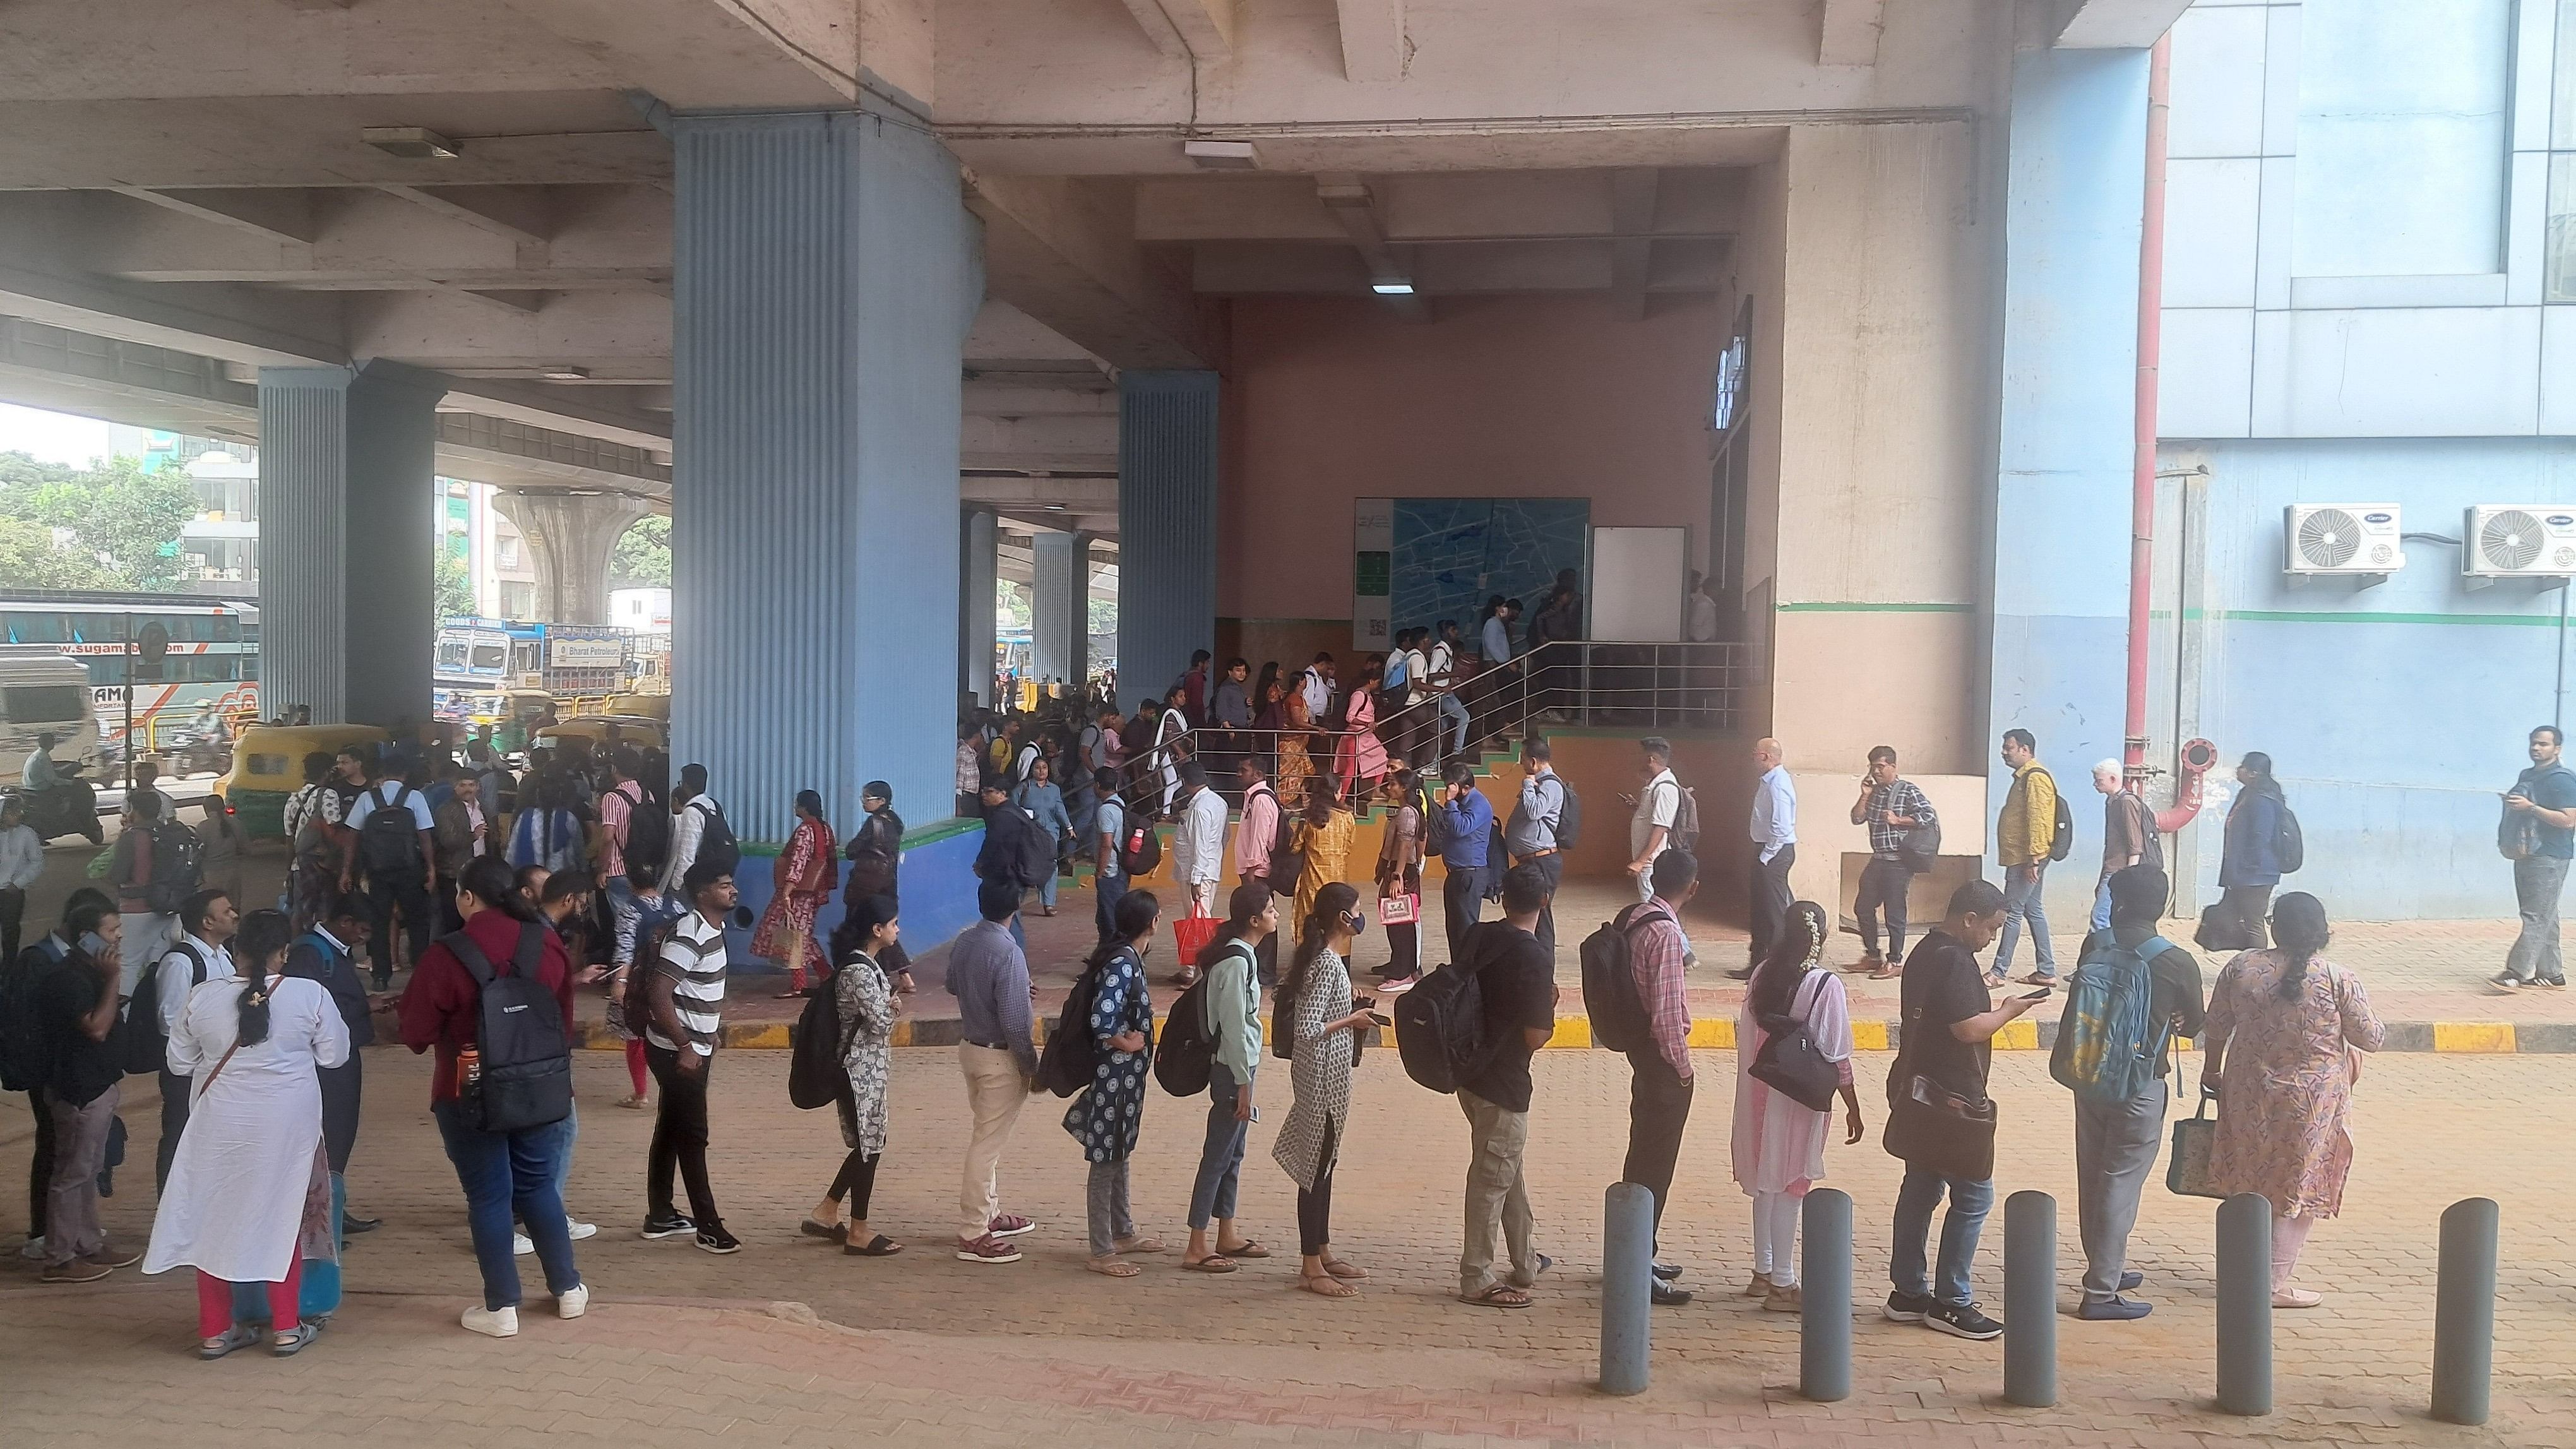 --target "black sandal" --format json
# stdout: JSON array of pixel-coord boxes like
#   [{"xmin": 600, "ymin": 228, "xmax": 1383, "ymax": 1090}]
[{"xmin": 843, "ymin": 1234, "xmax": 903, "ymax": 1257}]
